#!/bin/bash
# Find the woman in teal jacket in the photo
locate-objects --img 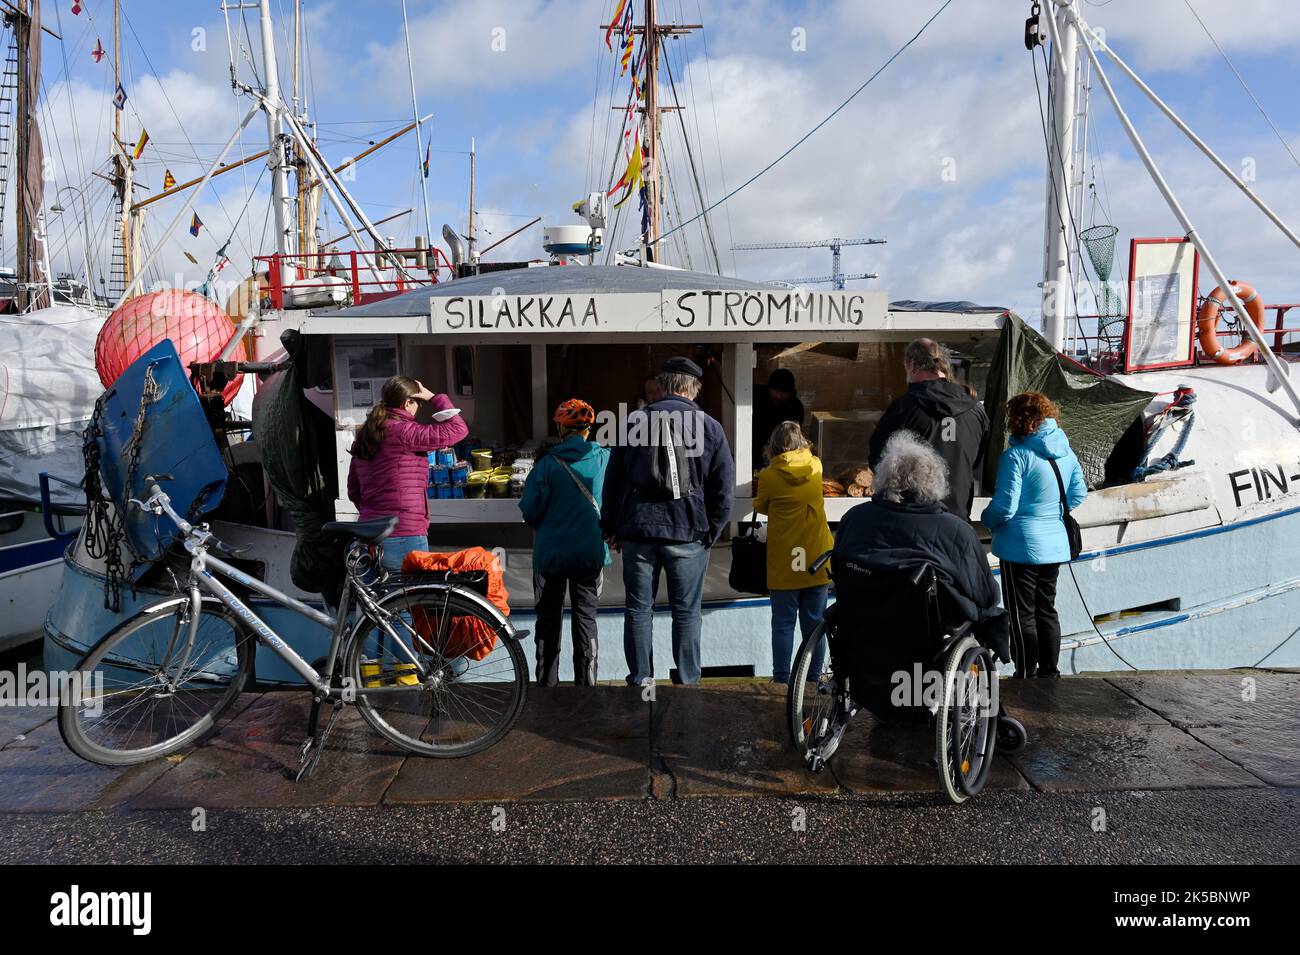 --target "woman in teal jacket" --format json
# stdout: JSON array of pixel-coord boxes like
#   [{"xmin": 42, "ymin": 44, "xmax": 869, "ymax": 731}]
[
  {"xmin": 519, "ymin": 399, "xmax": 610, "ymax": 686},
  {"xmin": 980, "ymin": 393, "xmax": 1086, "ymax": 678}
]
